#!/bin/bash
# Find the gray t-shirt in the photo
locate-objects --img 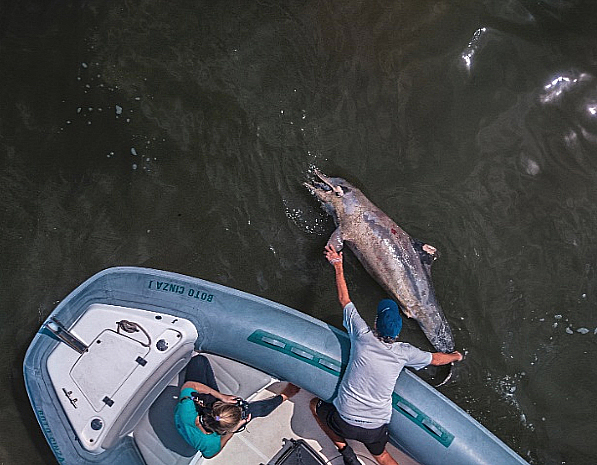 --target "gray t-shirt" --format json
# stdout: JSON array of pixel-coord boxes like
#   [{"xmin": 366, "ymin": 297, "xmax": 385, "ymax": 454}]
[{"xmin": 333, "ymin": 302, "xmax": 432, "ymax": 429}]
